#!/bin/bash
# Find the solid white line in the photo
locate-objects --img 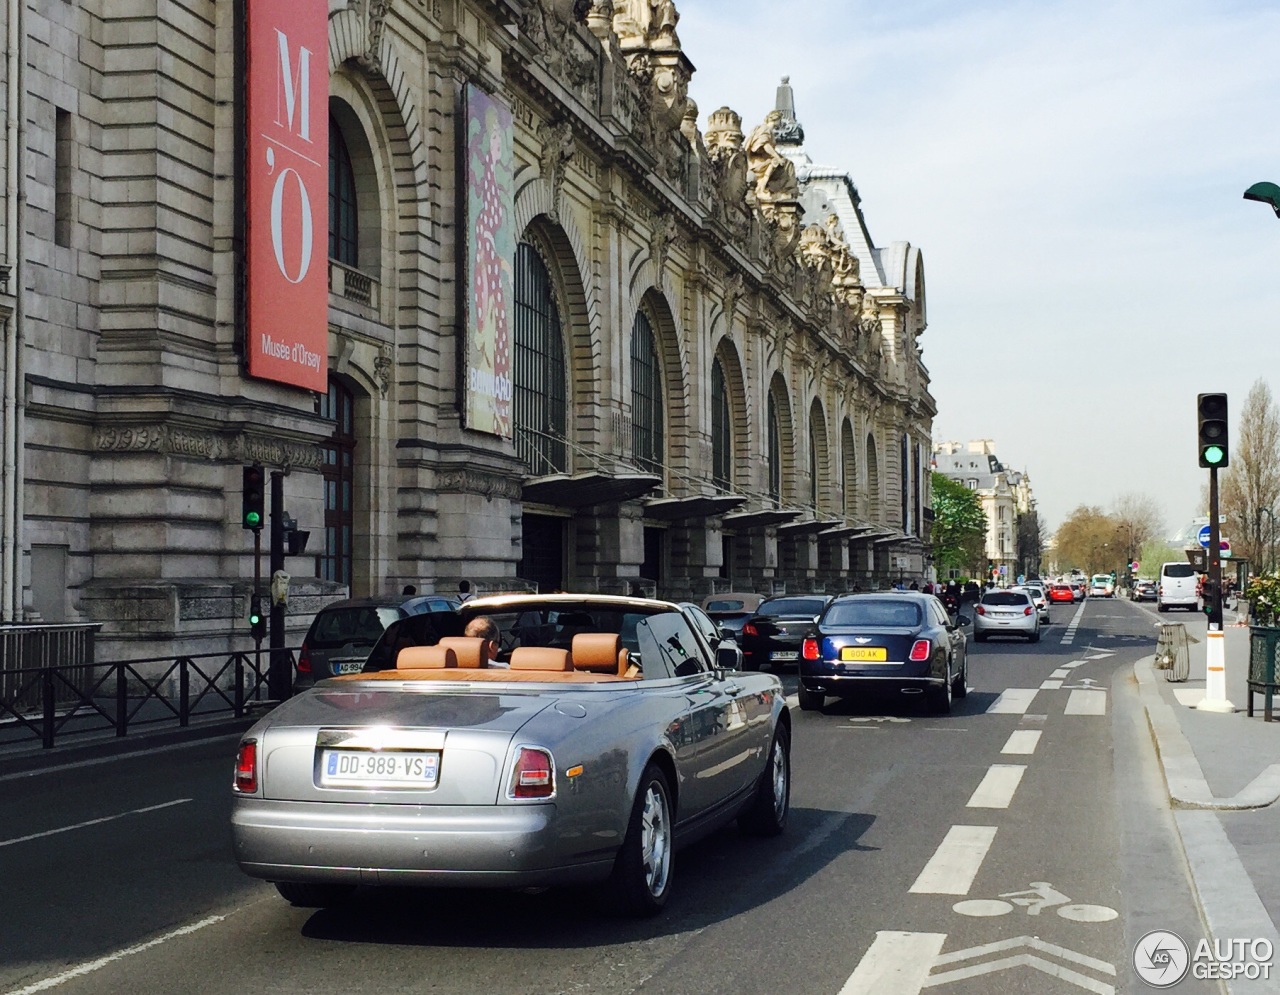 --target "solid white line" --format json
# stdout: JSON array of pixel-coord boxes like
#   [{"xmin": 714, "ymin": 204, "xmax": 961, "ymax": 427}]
[
  {"xmin": 838, "ymin": 930, "xmax": 947, "ymax": 995},
  {"xmin": 0, "ymin": 799, "xmax": 191, "ymax": 848},
  {"xmin": 1065, "ymin": 690, "xmax": 1108, "ymax": 715},
  {"xmin": 0, "ymin": 731, "xmax": 244, "ymax": 783},
  {"xmin": 966, "ymin": 765, "xmax": 1026, "ymax": 809},
  {"xmin": 1040, "ymin": 679, "xmax": 1063, "ymax": 690},
  {"xmin": 909, "ymin": 825, "xmax": 998, "ymax": 895},
  {"xmin": 1001, "ymin": 730, "xmax": 1042, "ymax": 755},
  {"xmin": 7, "ymin": 915, "xmax": 225, "ymax": 994},
  {"xmin": 986, "ymin": 688, "xmax": 1038, "ymax": 714}
]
